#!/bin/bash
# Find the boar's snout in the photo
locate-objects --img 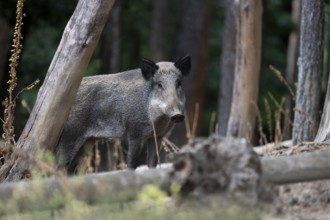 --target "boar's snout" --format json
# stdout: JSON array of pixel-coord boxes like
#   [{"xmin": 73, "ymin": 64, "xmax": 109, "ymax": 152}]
[{"xmin": 170, "ymin": 114, "xmax": 185, "ymax": 123}]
